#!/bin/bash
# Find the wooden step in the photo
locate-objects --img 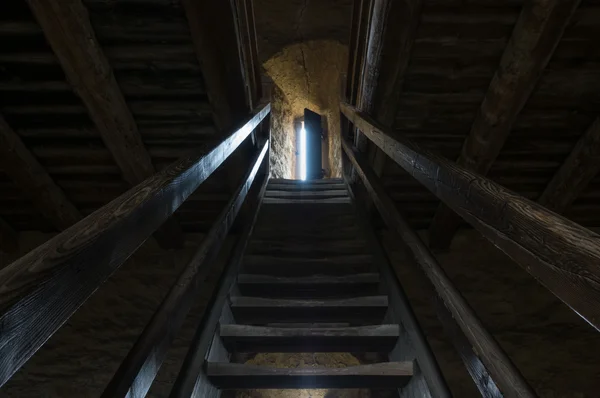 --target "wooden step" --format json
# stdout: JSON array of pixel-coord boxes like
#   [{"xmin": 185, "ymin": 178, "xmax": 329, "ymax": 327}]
[
  {"xmin": 251, "ymin": 227, "xmax": 362, "ymax": 241},
  {"xmin": 206, "ymin": 361, "xmax": 413, "ymax": 389},
  {"xmin": 269, "ymin": 178, "xmax": 343, "ymax": 185},
  {"xmin": 264, "ymin": 190, "xmax": 348, "ymax": 199},
  {"xmin": 237, "ymin": 273, "xmax": 380, "ymax": 297},
  {"xmin": 268, "ymin": 183, "xmax": 347, "ymax": 191},
  {"xmin": 246, "ymin": 239, "xmax": 370, "ymax": 257},
  {"xmin": 263, "ymin": 197, "xmax": 351, "ymax": 204},
  {"xmin": 230, "ymin": 296, "xmax": 388, "ymax": 325},
  {"xmin": 220, "ymin": 324, "xmax": 400, "ymax": 352},
  {"xmin": 242, "ymin": 255, "xmax": 374, "ymax": 276}
]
